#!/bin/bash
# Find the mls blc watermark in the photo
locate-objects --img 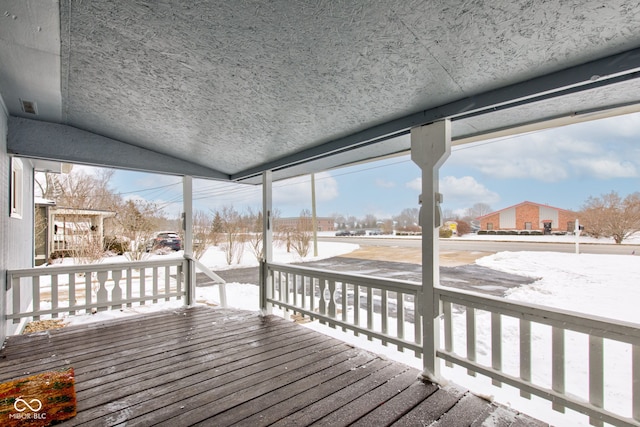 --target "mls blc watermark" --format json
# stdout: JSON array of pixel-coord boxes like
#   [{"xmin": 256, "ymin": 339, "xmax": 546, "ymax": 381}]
[{"xmin": 9, "ymin": 396, "xmax": 47, "ymax": 421}]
